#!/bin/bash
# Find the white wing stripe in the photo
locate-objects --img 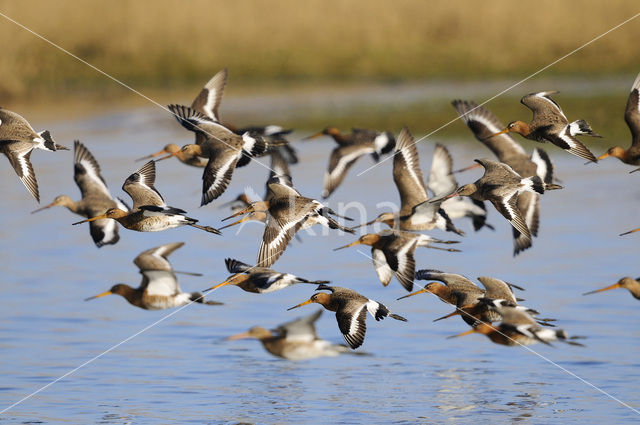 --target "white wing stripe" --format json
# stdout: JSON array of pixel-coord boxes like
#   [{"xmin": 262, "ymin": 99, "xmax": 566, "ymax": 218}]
[
  {"xmin": 206, "ymin": 155, "xmax": 238, "ymax": 196},
  {"xmin": 79, "ymin": 158, "xmax": 111, "ymax": 197},
  {"xmin": 349, "ymin": 305, "xmax": 366, "ymax": 336}
]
